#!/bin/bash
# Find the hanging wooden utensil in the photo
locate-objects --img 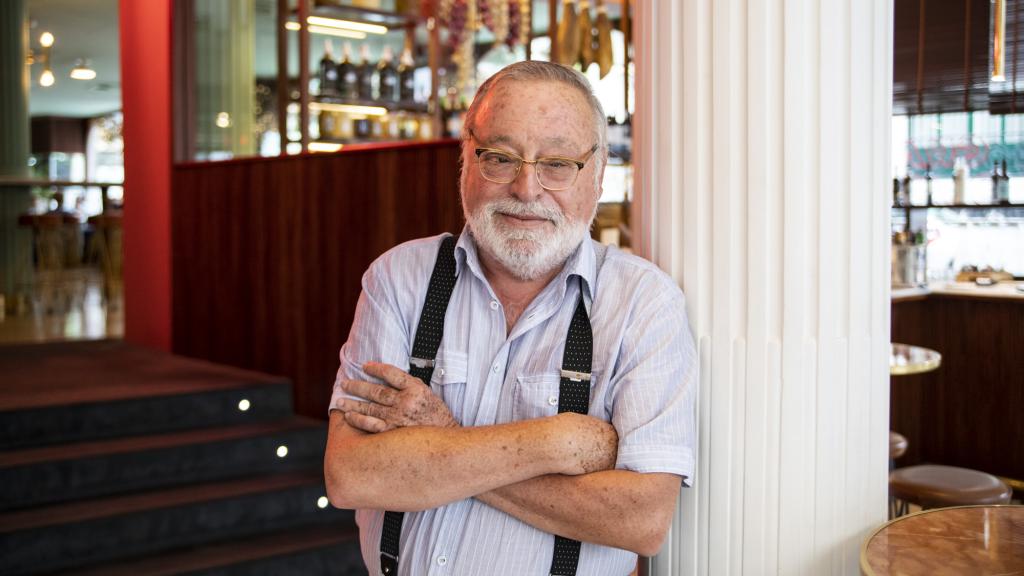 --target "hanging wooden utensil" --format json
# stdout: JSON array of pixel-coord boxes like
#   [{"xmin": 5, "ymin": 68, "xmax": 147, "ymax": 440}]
[
  {"xmin": 595, "ymin": 0, "xmax": 613, "ymax": 77},
  {"xmin": 579, "ymin": 0, "xmax": 594, "ymax": 70},
  {"xmin": 557, "ymin": 0, "xmax": 580, "ymax": 65}
]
